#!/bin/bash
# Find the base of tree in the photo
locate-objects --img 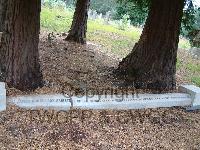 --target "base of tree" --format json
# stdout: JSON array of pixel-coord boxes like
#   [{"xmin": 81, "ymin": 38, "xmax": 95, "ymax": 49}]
[
  {"xmin": 65, "ymin": 34, "xmax": 86, "ymax": 44},
  {"xmin": 116, "ymin": 42, "xmax": 177, "ymax": 91},
  {"xmin": 115, "ymin": 69, "xmax": 176, "ymax": 91},
  {"xmin": 65, "ymin": 0, "xmax": 89, "ymax": 45},
  {"xmin": 6, "ymin": 75, "xmax": 44, "ymax": 91}
]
